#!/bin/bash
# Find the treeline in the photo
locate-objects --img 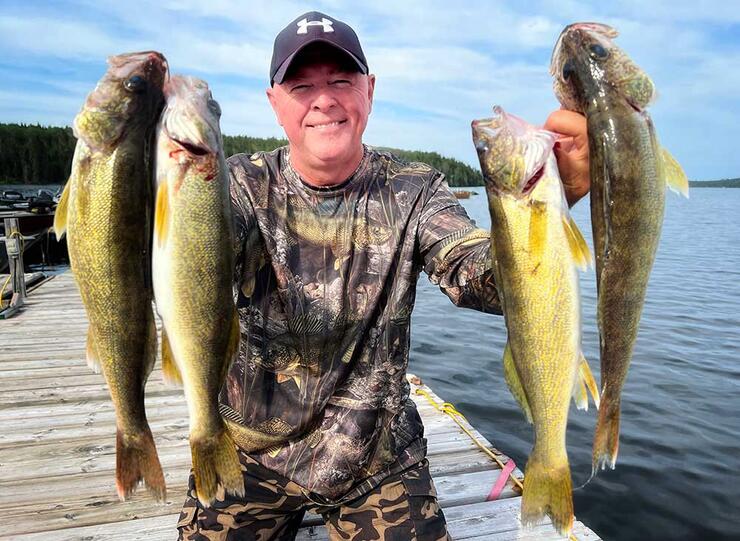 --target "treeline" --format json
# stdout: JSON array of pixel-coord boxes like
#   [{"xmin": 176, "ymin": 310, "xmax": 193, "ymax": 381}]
[
  {"xmin": 689, "ymin": 178, "xmax": 740, "ymax": 188},
  {"xmin": 380, "ymin": 148, "xmax": 483, "ymax": 187},
  {"xmin": 0, "ymin": 123, "xmax": 483, "ymax": 187},
  {"xmin": 0, "ymin": 124, "xmax": 77, "ymax": 186}
]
